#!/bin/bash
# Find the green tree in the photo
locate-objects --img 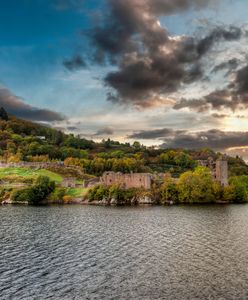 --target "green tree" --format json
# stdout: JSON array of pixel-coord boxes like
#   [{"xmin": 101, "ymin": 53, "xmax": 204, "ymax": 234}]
[
  {"xmin": 160, "ymin": 177, "xmax": 178, "ymax": 204},
  {"xmin": 226, "ymin": 177, "xmax": 248, "ymax": 203},
  {"xmin": 178, "ymin": 166, "xmax": 214, "ymax": 204},
  {"xmin": 12, "ymin": 176, "xmax": 55, "ymax": 205}
]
